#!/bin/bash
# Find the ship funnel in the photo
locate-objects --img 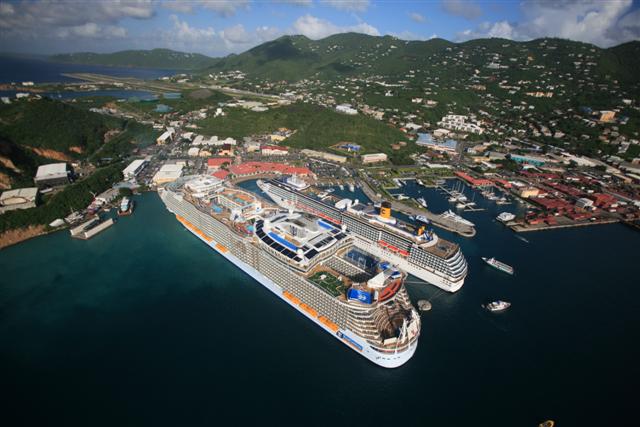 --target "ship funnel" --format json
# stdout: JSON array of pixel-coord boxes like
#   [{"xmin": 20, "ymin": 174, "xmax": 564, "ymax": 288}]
[{"xmin": 380, "ymin": 201, "xmax": 392, "ymax": 219}]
